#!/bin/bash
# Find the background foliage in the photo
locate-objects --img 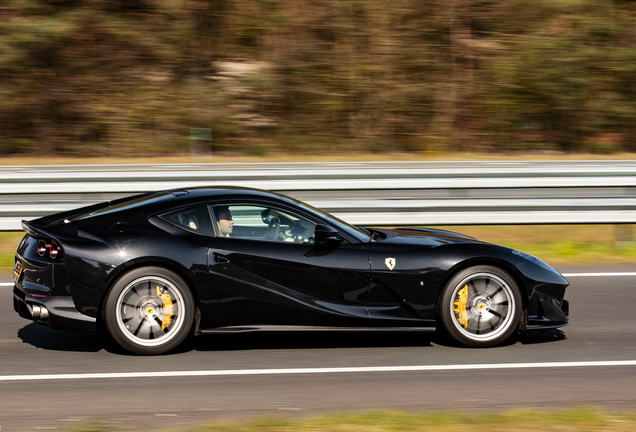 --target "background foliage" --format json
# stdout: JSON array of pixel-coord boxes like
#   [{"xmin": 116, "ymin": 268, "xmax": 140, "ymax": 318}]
[{"xmin": 1, "ymin": 0, "xmax": 636, "ymax": 156}]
